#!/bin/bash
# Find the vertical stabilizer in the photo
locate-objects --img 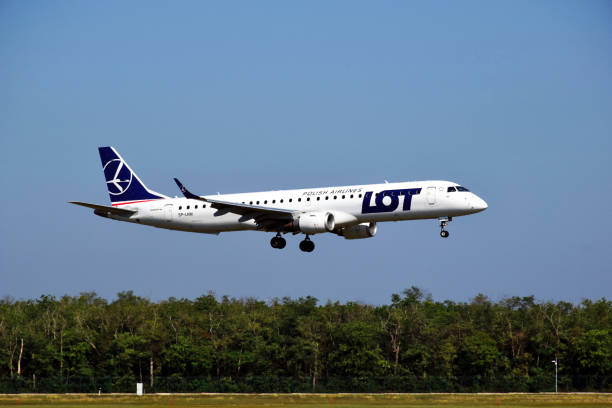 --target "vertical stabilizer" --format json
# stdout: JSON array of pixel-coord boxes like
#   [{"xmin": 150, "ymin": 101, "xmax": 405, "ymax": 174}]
[{"xmin": 98, "ymin": 146, "xmax": 167, "ymax": 205}]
